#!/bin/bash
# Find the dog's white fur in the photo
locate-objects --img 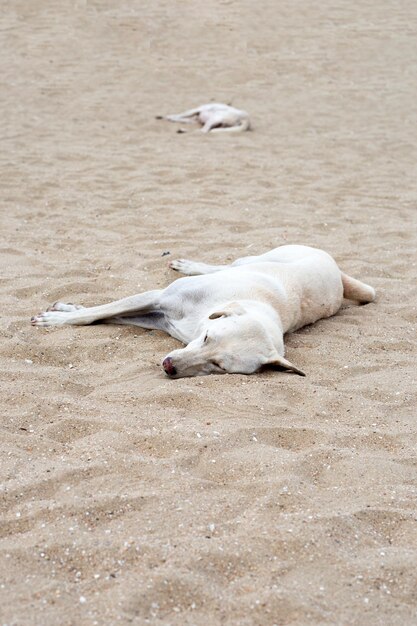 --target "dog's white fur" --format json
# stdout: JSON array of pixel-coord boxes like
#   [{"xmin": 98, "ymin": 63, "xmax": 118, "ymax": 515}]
[
  {"xmin": 31, "ymin": 245, "xmax": 375, "ymax": 378},
  {"xmin": 157, "ymin": 103, "xmax": 250, "ymax": 133}
]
